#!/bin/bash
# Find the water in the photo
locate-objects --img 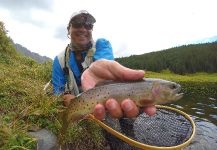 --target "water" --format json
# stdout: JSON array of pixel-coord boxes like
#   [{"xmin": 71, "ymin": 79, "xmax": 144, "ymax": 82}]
[
  {"xmin": 169, "ymin": 95, "xmax": 217, "ymax": 150},
  {"xmin": 104, "ymin": 94, "xmax": 217, "ymax": 150}
]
